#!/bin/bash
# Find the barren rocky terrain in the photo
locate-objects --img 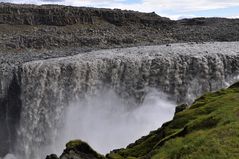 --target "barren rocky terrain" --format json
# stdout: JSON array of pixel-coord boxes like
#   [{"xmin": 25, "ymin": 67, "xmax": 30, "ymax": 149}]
[{"xmin": 0, "ymin": 3, "xmax": 239, "ymax": 55}]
